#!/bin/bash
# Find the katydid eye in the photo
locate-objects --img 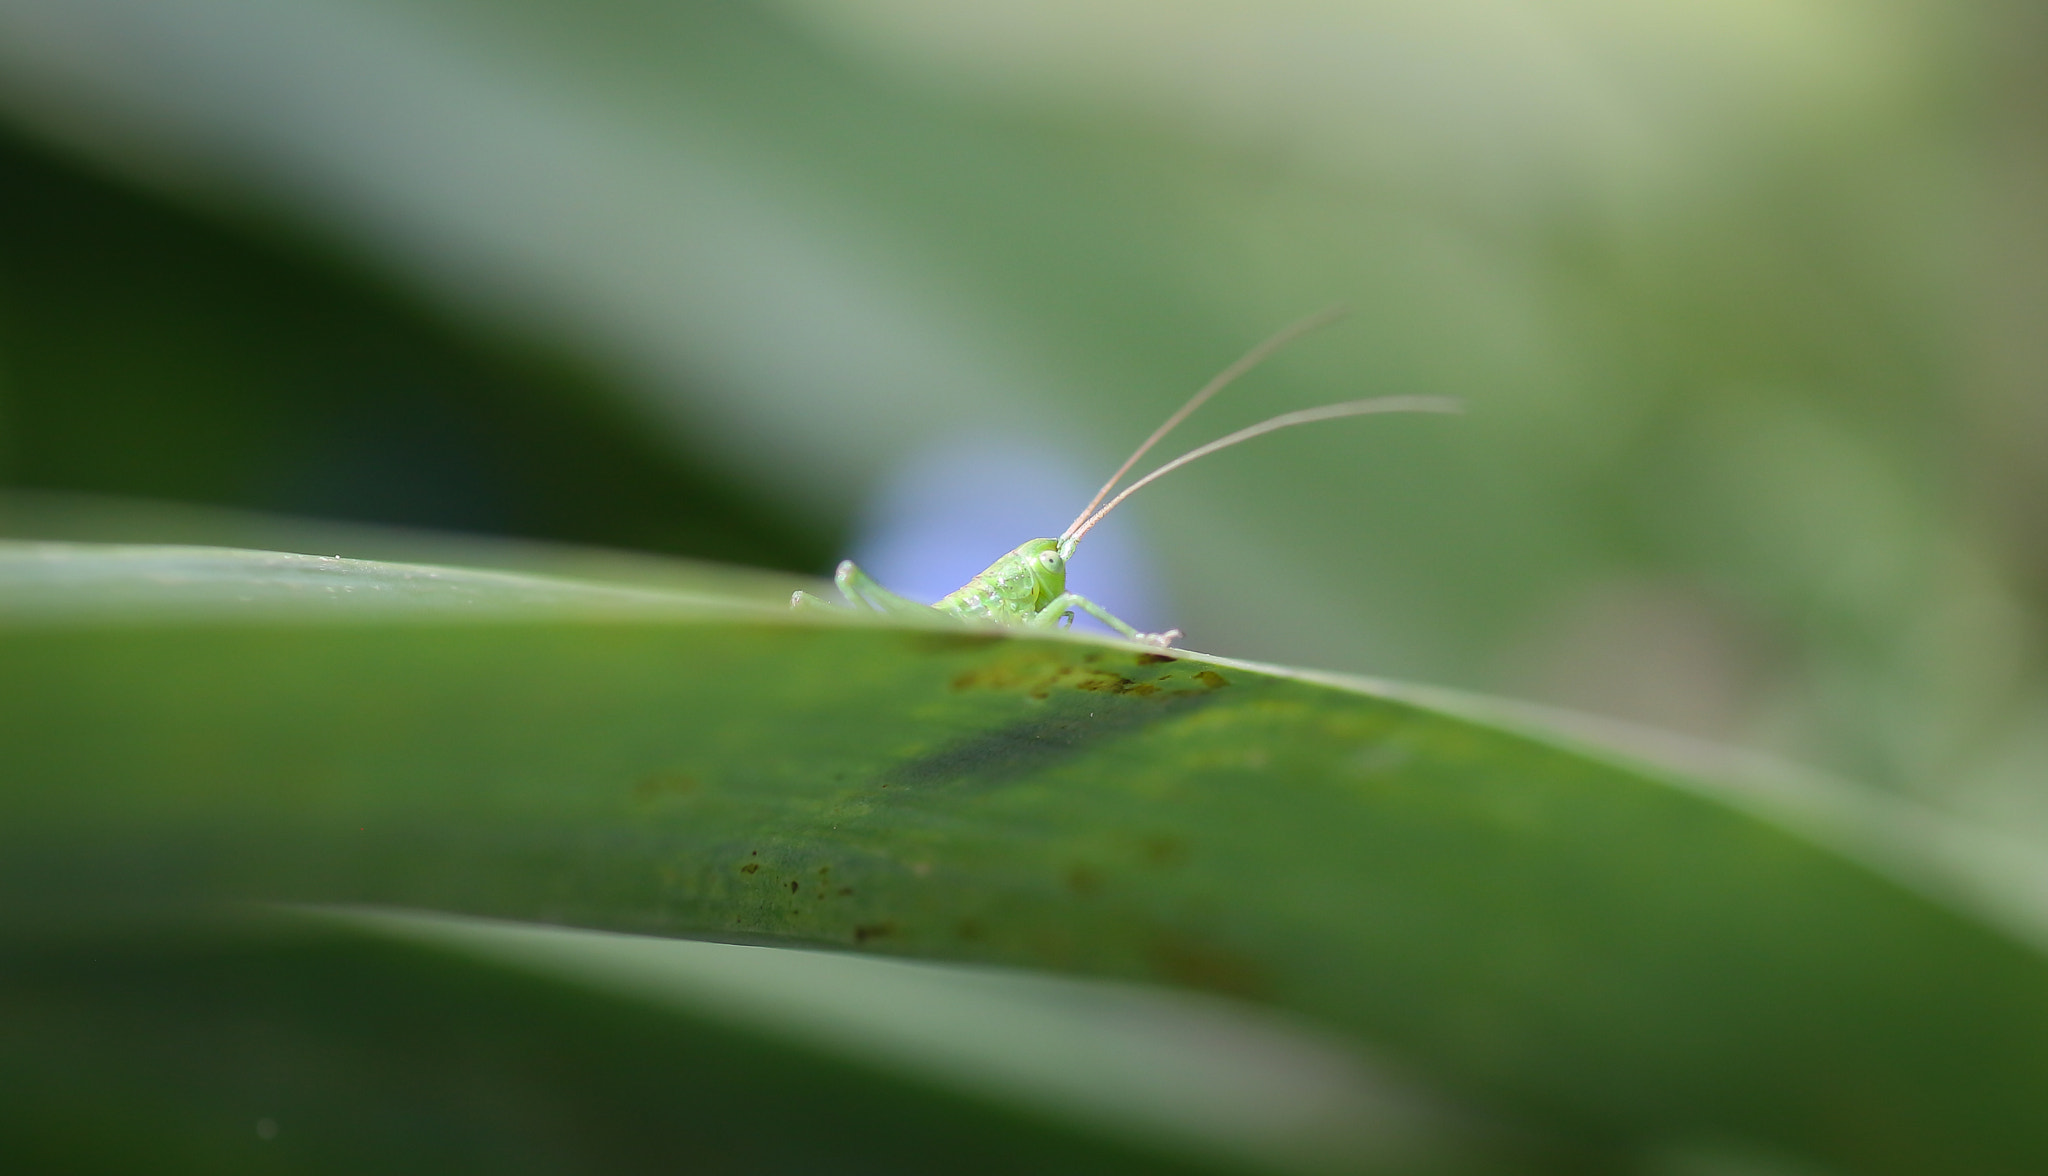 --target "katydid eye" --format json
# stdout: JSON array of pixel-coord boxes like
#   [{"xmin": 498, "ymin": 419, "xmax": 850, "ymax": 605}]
[{"xmin": 1038, "ymin": 551, "xmax": 1061, "ymax": 569}]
